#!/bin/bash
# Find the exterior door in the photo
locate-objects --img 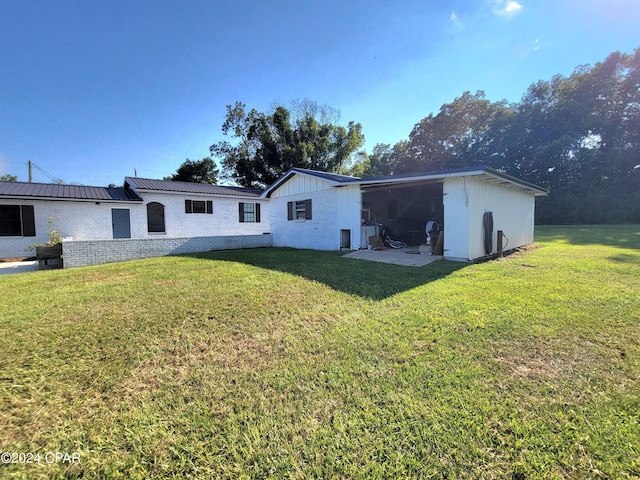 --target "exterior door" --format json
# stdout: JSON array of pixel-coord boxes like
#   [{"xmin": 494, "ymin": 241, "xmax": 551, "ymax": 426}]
[{"xmin": 111, "ymin": 208, "xmax": 131, "ymax": 239}]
